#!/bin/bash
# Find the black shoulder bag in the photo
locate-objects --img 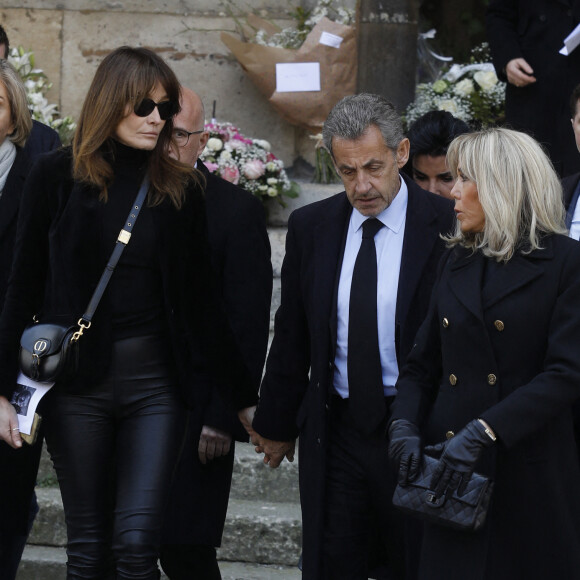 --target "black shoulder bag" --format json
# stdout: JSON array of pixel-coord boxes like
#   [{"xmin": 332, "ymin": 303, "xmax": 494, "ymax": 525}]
[{"xmin": 19, "ymin": 176, "xmax": 150, "ymax": 383}]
